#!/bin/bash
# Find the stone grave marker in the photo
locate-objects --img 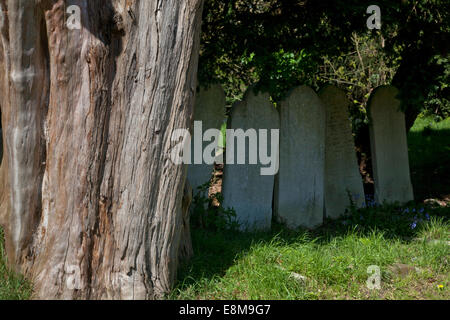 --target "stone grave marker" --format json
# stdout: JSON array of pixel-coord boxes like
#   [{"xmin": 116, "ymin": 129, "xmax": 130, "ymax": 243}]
[
  {"xmin": 275, "ymin": 86, "xmax": 325, "ymax": 229},
  {"xmin": 187, "ymin": 85, "xmax": 226, "ymax": 196},
  {"xmin": 221, "ymin": 88, "xmax": 279, "ymax": 230},
  {"xmin": 320, "ymin": 85, "xmax": 365, "ymax": 218},
  {"xmin": 368, "ymin": 85, "xmax": 414, "ymax": 203}
]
